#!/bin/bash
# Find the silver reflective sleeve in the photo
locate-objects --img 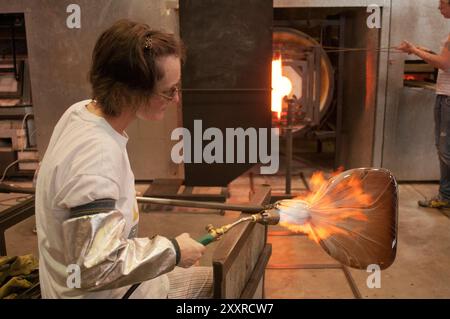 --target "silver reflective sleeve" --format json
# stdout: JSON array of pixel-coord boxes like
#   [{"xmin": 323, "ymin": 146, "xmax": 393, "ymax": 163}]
[{"xmin": 62, "ymin": 210, "xmax": 177, "ymax": 291}]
